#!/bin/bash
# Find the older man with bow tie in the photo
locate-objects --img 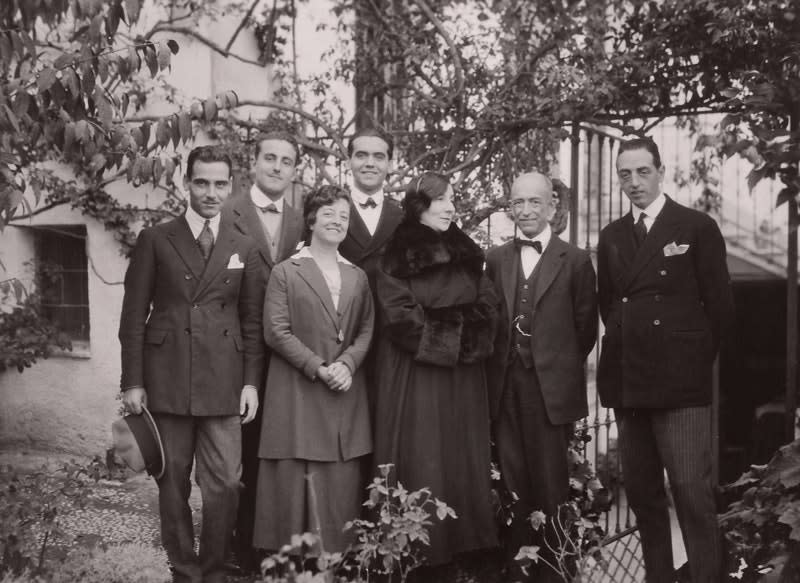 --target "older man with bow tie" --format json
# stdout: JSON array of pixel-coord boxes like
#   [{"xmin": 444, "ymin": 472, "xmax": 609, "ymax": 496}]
[{"xmin": 485, "ymin": 172, "xmax": 598, "ymax": 582}]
